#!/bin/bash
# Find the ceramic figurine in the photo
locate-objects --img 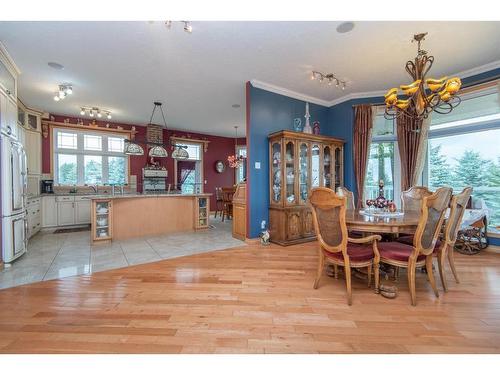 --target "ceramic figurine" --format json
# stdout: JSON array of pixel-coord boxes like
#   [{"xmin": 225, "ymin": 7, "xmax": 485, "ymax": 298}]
[
  {"xmin": 260, "ymin": 229, "xmax": 270, "ymax": 246},
  {"xmin": 313, "ymin": 121, "xmax": 320, "ymax": 135},
  {"xmin": 303, "ymin": 102, "xmax": 312, "ymax": 134},
  {"xmin": 293, "ymin": 118, "xmax": 302, "ymax": 132}
]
